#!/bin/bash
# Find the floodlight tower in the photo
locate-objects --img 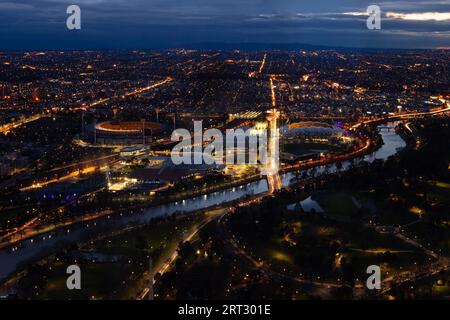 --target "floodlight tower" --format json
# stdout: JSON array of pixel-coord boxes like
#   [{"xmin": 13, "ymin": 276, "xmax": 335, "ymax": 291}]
[
  {"xmin": 93, "ymin": 118, "xmax": 97, "ymax": 144},
  {"xmin": 148, "ymin": 258, "xmax": 153, "ymax": 301},
  {"xmin": 81, "ymin": 111, "xmax": 85, "ymax": 135},
  {"xmin": 155, "ymin": 107, "xmax": 161, "ymax": 122},
  {"xmin": 141, "ymin": 118, "xmax": 146, "ymax": 146}
]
